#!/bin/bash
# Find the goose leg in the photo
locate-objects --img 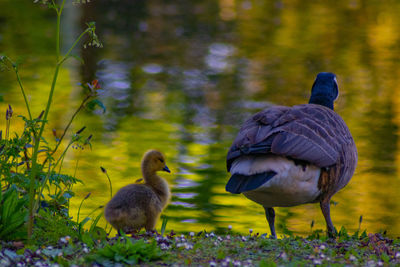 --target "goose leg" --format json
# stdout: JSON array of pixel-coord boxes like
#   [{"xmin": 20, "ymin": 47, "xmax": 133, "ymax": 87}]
[
  {"xmin": 320, "ymin": 199, "xmax": 336, "ymax": 237},
  {"xmin": 264, "ymin": 207, "xmax": 276, "ymax": 238}
]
